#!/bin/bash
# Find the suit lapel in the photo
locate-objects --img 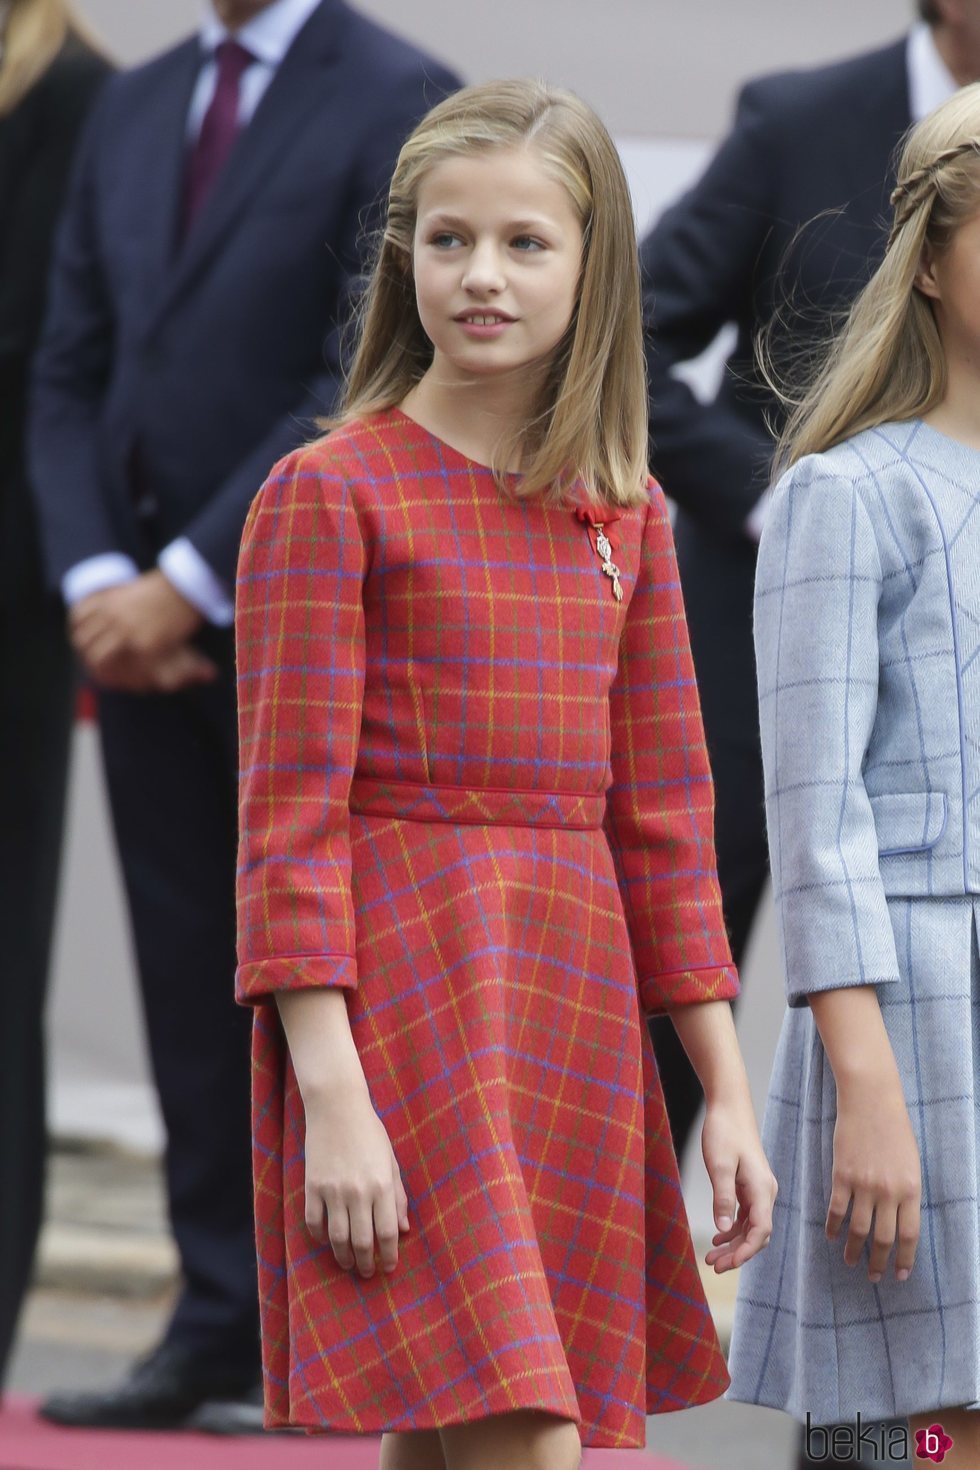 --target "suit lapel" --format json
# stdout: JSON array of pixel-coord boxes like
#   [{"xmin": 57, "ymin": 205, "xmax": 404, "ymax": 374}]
[
  {"xmin": 147, "ymin": 1, "xmax": 344, "ymax": 329},
  {"xmin": 139, "ymin": 39, "xmax": 204, "ymax": 293}
]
